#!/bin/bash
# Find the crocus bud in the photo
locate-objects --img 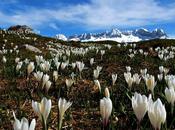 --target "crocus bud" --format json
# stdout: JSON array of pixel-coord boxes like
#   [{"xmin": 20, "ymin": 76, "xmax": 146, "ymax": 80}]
[
  {"xmin": 101, "ymin": 50, "xmax": 105, "ymax": 55},
  {"xmin": 163, "ymin": 68, "xmax": 169, "ymax": 75},
  {"xmin": 90, "ymin": 58, "xmax": 94, "ymax": 66},
  {"xmin": 165, "ymin": 75, "xmax": 175, "ymax": 89},
  {"xmin": 71, "ymin": 62, "xmax": 76, "ymax": 69},
  {"xmin": 159, "ymin": 66, "xmax": 164, "ymax": 73},
  {"xmin": 132, "ymin": 92, "xmax": 148, "ymax": 122},
  {"xmin": 100, "ymin": 50, "xmax": 105, "ymax": 57},
  {"xmin": 148, "ymin": 98, "xmax": 166, "ymax": 130},
  {"xmin": 126, "ymin": 66, "xmax": 131, "ymax": 72},
  {"xmin": 61, "ymin": 62, "xmax": 67, "ymax": 70},
  {"xmin": 27, "ymin": 62, "xmax": 35, "ymax": 76},
  {"xmin": 16, "ymin": 62, "xmax": 23, "ymax": 72},
  {"xmin": 58, "ymin": 98, "xmax": 72, "ymax": 130},
  {"xmin": 112, "ymin": 74, "xmax": 117, "ymax": 86},
  {"xmin": 15, "ymin": 57, "xmax": 20, "ymax": 63},
  {"xmin": 53, "ymin": 71, "xmax": 58, "ymax": 82},
  {"xmin": 145, "ymin": 75, "xmax": 157, "ymax": 94},
  {"xmin": 165, "ymin": 87, "xmax": 175, "ymax": 106},
  {"xmin": 94, "ymin": 69, "xmax": 100, "ymax": 79},
  {"xmin": 94, "ymin": 80, "xmax": 101, "ymax": 92},
  {"xmin": 105, "ymin": 87, "xmax": 110, "ymax": 98},
  {"xmin": 157, "ymin": 74, "xmax": 163, "ymax": 81},
  {"xmin": 55, "ymin": 62, "xmax": 61, "ymax": 70},
  {"xmin": 124, "ymin": 72, "xmax": 134, "ymax": 88},
  {"xmin": 100, "ymin": 97, "xmax": 112, "ymax": 127},
  {"xmin": 2, "ymin": 56, "xmax": 6, "ymax": 63},
  {"xmin": 42, "ymin": 74, "xmax": 49, "ymax": 88},
  {"xmin": 96, "ymin": 66, "xmax": 102, "ymax": 72},
  {"xmin": 45, "ymin": 80, "xmax": 52, "ymax": 92}
]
